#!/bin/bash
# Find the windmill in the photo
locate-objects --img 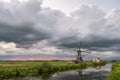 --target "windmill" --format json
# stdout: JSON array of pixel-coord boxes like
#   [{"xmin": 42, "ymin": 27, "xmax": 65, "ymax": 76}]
[{"xmin": 74, "ymin": 41, "xmax": 90, "ymax": 63}]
